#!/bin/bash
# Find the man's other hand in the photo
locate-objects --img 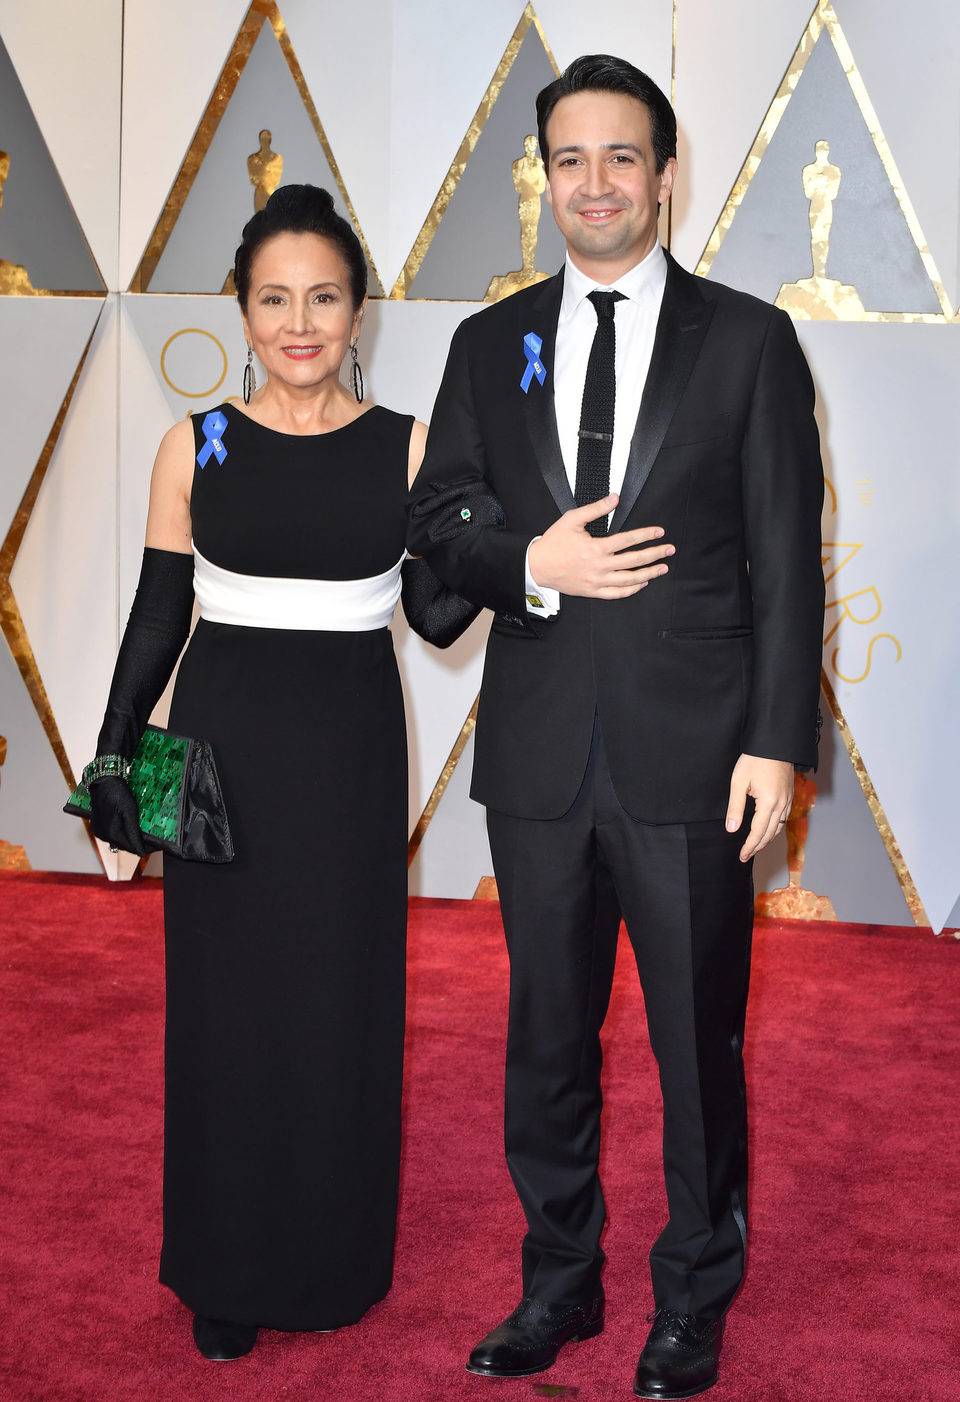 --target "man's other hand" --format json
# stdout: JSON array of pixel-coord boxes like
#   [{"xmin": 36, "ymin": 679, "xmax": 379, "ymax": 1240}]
[
  {"xmin": 527, "ymin": 495, "xmax": 674, "ymax": 599},
  {"xmin": 725, "ymin": 754, "xmax": 794, "ymax": 862}
]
